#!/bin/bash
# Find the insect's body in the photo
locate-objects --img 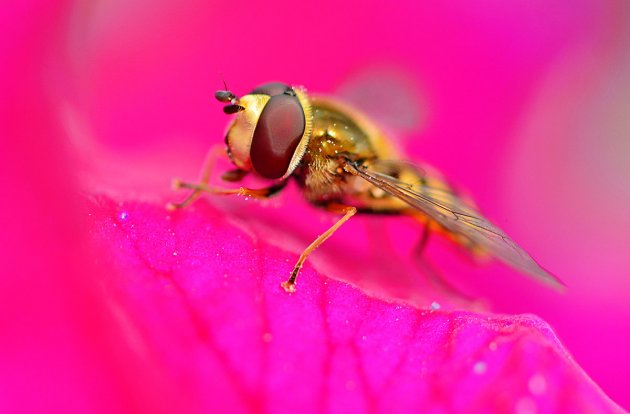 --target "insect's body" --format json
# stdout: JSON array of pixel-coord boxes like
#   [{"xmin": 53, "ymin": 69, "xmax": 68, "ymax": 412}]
[
  {"xmin": 297, "ymin": 96, "xmax": 398, "ymax": 206},
  {"xmin": 170, "ymin": 81, "xmax": 563, "ymax": 293},
  {"xmin": 299, "ymin": 97, "xmax": 479, "ymax": 252}
]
